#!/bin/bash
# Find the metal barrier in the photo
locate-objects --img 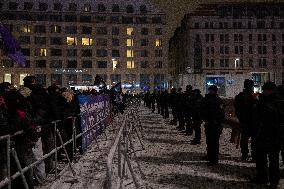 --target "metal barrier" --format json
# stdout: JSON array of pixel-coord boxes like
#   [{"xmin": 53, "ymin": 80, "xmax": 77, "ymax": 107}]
[
  {"xmin": 0, "ymin": 109, "xmax": 114, "ymax": 189},
  {"xmin": 105, "ymin": 99, "xmax": 145, "ymax": 189}
]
